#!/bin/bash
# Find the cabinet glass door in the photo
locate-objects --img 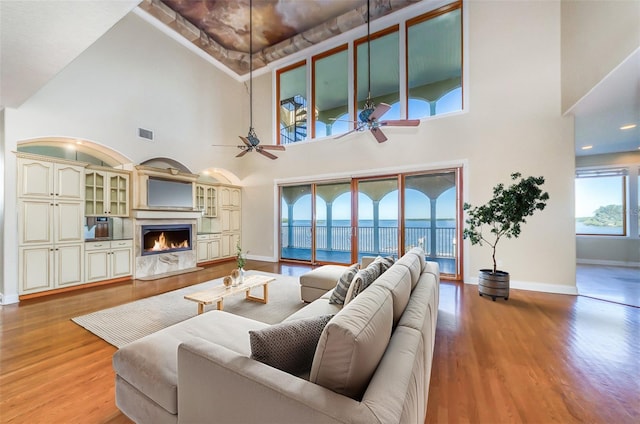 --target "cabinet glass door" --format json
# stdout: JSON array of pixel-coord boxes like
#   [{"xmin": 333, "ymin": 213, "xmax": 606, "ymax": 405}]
[
  {"xmin": 109, "ymin": 174, "xmax": 129, "ymax": 216},
  {"xmin": 85, "ymin": 172, "xmax": 105, "ymax": 216}
]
